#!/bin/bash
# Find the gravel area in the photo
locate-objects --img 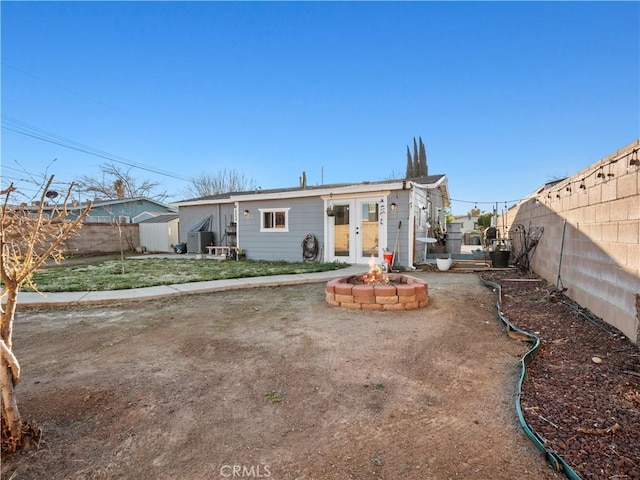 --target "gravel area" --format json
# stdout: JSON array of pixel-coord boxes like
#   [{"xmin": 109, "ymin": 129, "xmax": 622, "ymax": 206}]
[{"xmin": 481, "ymin": 270, "xmax": 640, "ymax": 480}]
